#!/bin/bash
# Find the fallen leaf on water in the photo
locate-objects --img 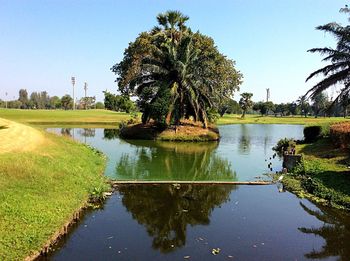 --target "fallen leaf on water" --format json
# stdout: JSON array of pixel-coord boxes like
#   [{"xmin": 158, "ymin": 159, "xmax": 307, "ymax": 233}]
[
  {"xmin": 212, "ymin": 248, "xmax": 221, "ymax": 255},
  {"xmin": 228, "ymin": 255, "xmax": 234, "ymax": 258},
  {"xmin": 184, "ymin": 255, "xmax": 190, "ymax": 259}
]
